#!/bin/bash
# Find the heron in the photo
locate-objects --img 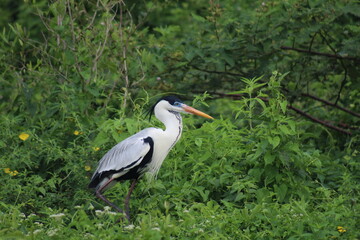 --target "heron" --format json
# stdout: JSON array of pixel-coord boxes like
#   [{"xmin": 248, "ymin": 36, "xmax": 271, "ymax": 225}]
[{"xmin": 88, "ymin": 96, "xmax": 213, "ymax": 221}]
